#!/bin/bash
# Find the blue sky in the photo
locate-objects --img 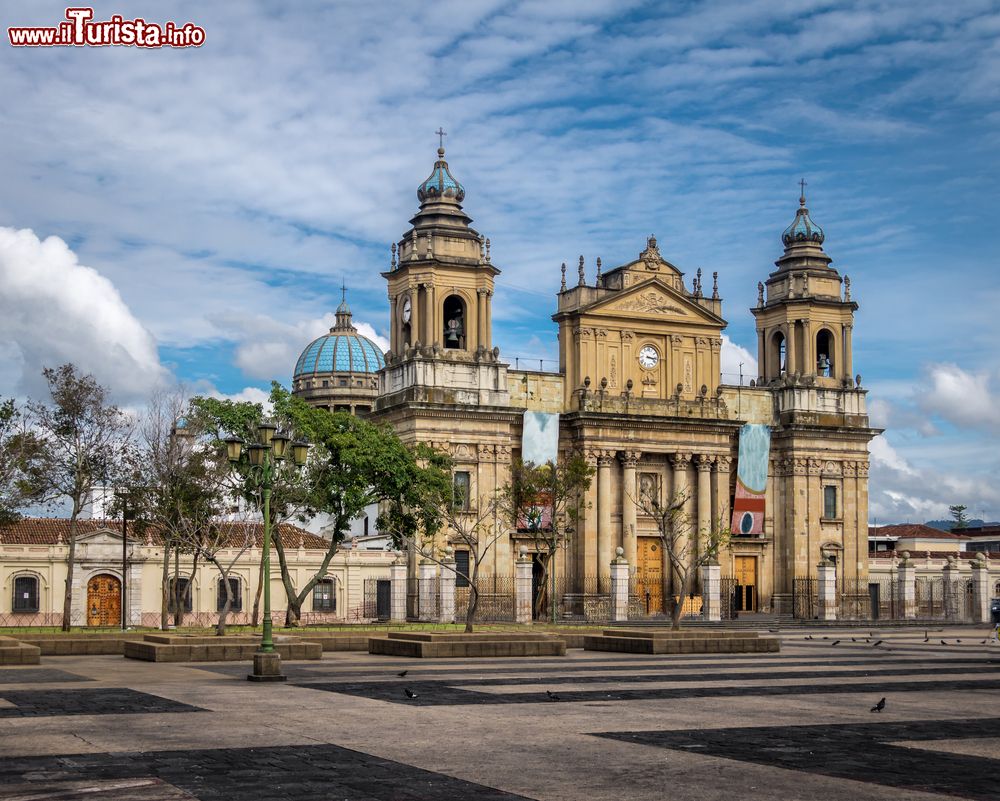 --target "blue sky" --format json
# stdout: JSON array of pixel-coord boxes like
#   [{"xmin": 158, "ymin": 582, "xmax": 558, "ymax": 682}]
[{"xmin": 0, "ymin": 0, "xmax": 998, "ymax": 523}]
